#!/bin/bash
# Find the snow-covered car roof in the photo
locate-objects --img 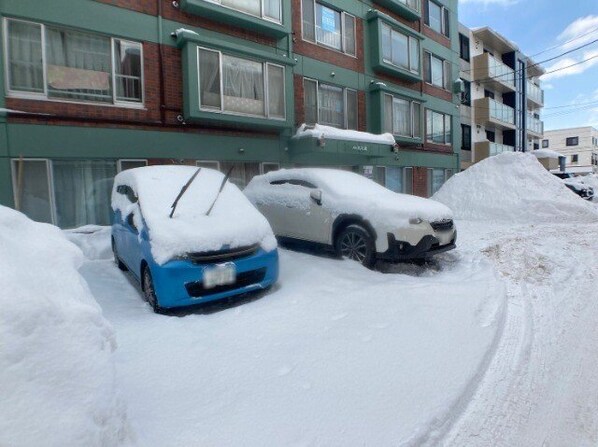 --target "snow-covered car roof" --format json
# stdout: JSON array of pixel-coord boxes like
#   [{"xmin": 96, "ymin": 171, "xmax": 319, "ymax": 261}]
[
  {"xmin": 112, "ymin": 166, "xmax": 276, "ymax": 264},
  {"xmin": 245, "ymin": 168, "xmax": 453, "ymax": 223}
]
